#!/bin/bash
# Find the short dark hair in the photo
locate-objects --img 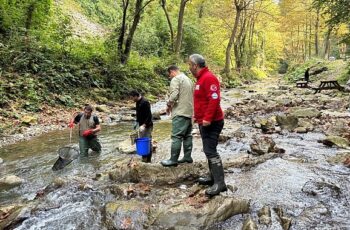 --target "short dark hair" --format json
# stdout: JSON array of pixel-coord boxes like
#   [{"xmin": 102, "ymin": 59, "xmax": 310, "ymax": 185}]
[
  {"xmin": 84, "ymin": 104, "xmax": 93, "ymax": 112},
  {"xmin": 167, "ymin": 65, "xmax": 179, "ymax": 73},
  {"xmin": 129, "ymin": 90, "xmax": 140, "ymax": 97}
]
